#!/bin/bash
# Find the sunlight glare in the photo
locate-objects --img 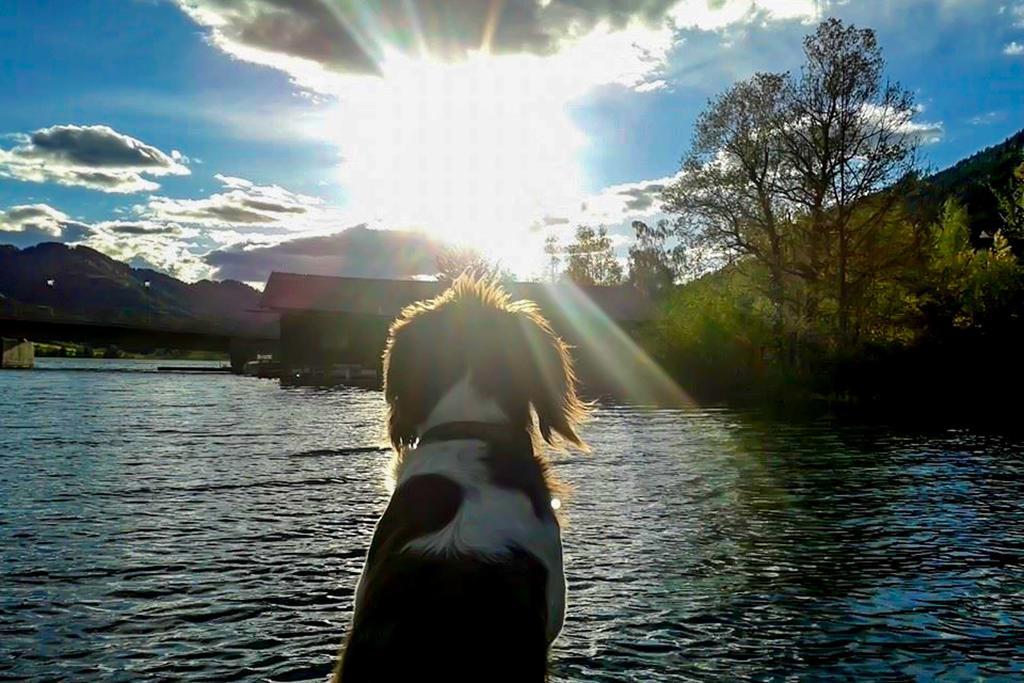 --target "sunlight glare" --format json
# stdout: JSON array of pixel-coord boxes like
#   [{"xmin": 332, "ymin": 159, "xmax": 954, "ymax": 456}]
[
  {"xmin": 326, "ymin": 52, "xmax": 582, "ymax": 275},
  {"xmin": 311, "ymin": 19, "xmax": 674, "ymax": 277}
]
